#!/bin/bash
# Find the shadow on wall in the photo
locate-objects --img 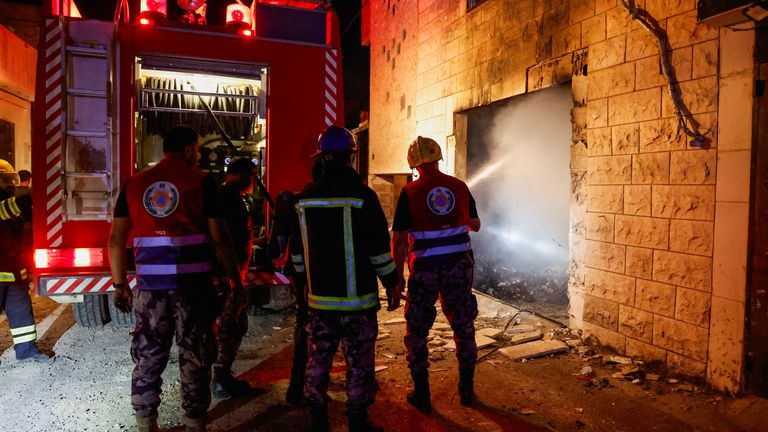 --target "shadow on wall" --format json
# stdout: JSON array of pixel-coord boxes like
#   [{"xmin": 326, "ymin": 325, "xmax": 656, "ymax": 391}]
[{"xmin": 467, "ymin": 85, "xmax": 573, "ymax": 312}]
